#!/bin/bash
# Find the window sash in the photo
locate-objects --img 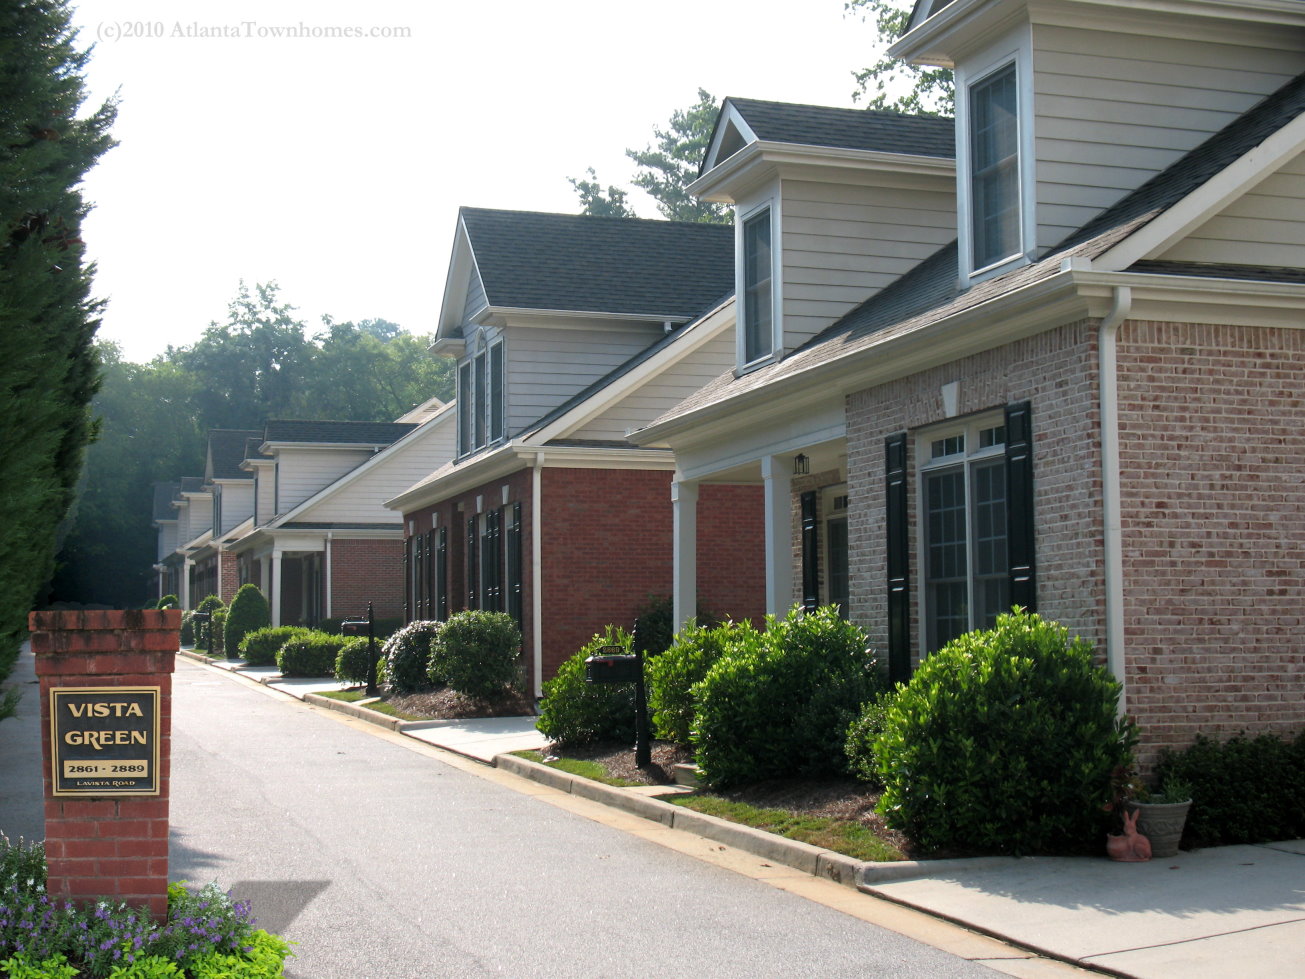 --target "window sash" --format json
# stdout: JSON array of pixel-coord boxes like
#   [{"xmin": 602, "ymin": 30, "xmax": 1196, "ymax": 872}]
[
  {"xmin": 970, "ymin": 63, "xmax": 1019, "ymax": 270},
  {"xmin": 743, "ymin": 209, "xmax": 772, "ymax": 363}
]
